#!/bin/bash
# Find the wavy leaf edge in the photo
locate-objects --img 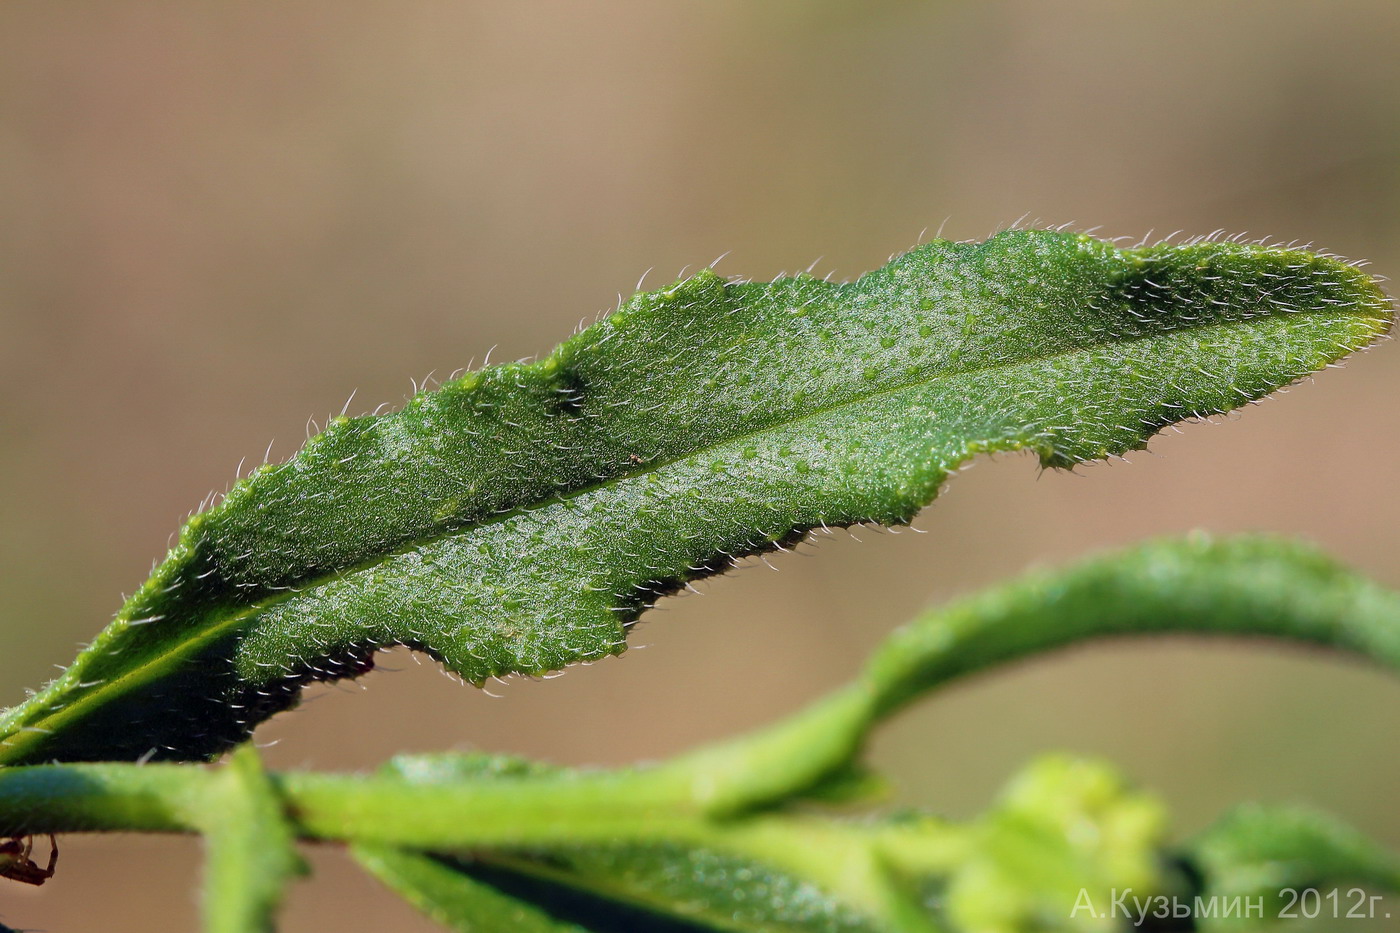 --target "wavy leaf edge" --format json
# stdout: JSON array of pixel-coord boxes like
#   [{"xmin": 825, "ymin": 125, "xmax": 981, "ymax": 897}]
[{"xmin": 1, "ymin": 230, "xmax": 1391, "ymax": 765}]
